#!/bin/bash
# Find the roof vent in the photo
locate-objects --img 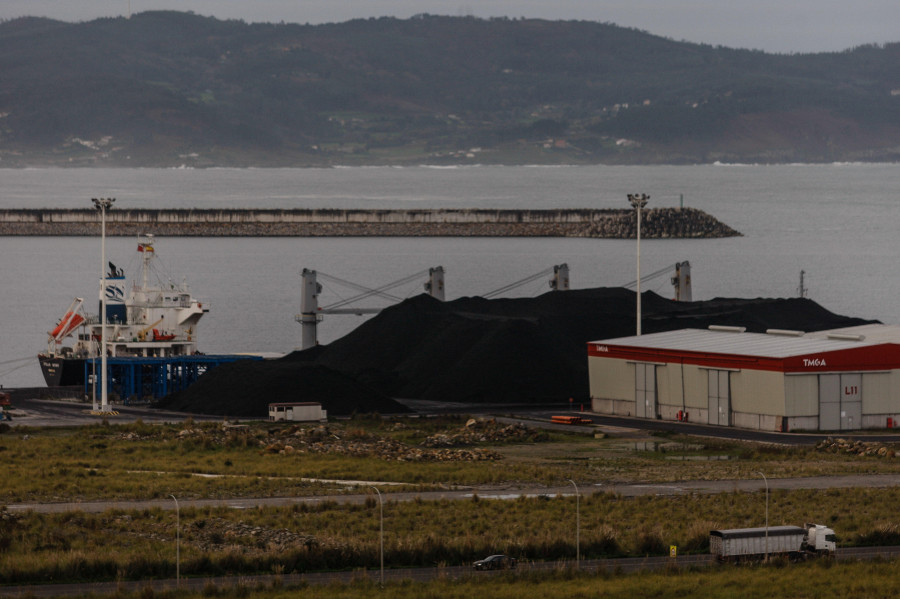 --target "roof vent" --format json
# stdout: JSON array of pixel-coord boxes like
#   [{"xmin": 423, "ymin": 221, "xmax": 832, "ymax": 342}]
[
  {"xmin": 766, "ymin": 329, "xmax": 804, "ymax": 337},
  {"xmin": 708, "ymin": 325, "xmax": 746, "ymax": 333},
  {"xmin": 827, "ymin": 333, "xmax": 865, "ymax": 341}
]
